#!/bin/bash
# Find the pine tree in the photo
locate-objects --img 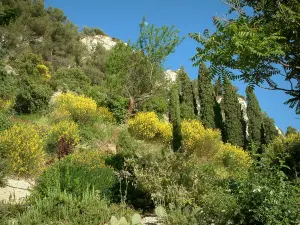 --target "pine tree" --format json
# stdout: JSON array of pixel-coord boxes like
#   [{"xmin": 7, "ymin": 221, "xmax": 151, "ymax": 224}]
[
  {"xmin": 261, "ymin": 114, "xmax": 279, "ymax": 145},
  {"xmin": 177, "ymin": 67, "xmax": 195, "ymax": 119},
  {"xmin": 222, "ymin": 78, "xmax": 245, "ymax": 147},
  {"xmin": 198, "ymin": 62, "xmax": 216, "ymax": 128},
  {"xmin": 169, "ymin": 84, "xmax": 182, "ymax": 152},
  {"xmin": 246, "ymin": 86, "xmax": 263, "ymax": 146}
]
